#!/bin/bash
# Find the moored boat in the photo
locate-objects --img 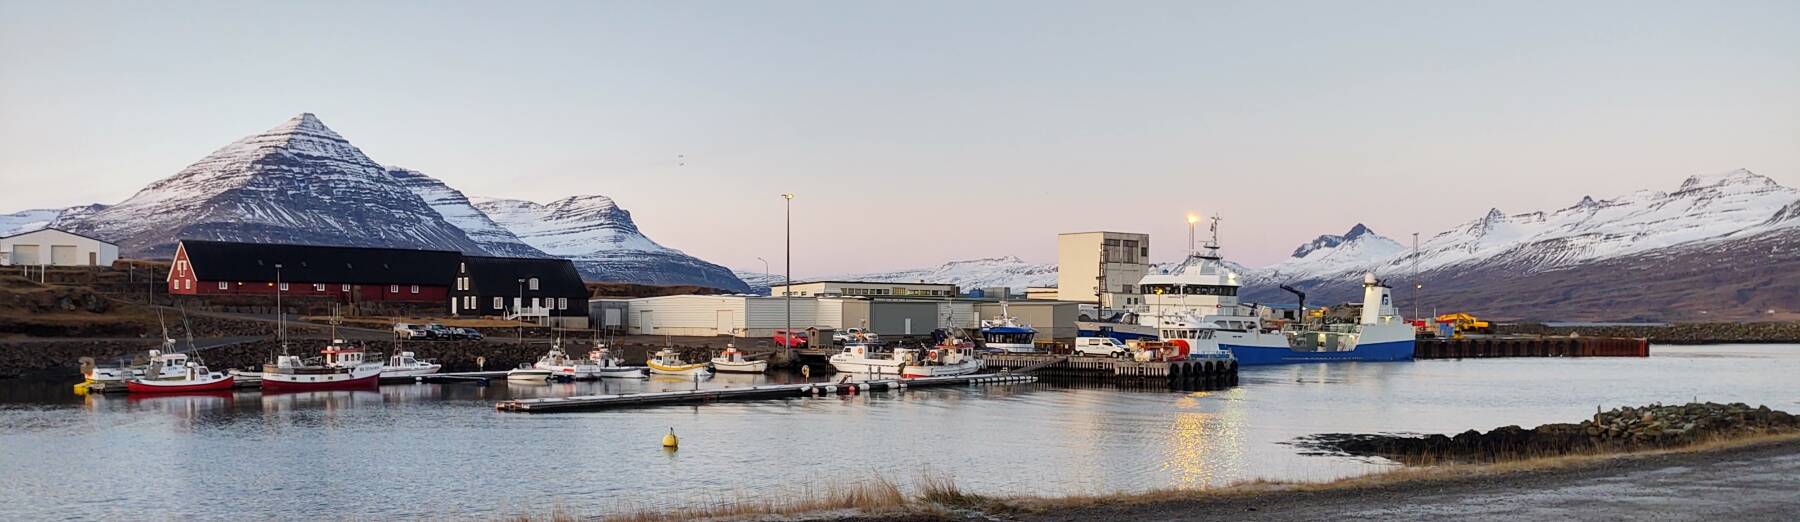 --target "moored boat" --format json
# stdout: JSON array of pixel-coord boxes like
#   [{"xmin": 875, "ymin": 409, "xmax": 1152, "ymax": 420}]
[
  {"xmin": 259, "ymin": 342, "xmax": 384, "ymax": 392},
  {"xmin": 507, "ymin": 363, "xmax": 555, "ymax": 382},
  {"xmin": 901, "ymin": 333, "xmax": 984, "ymax": 378},
  {"xmin": 534, "ymin": 342, "xmax": 602, "ymax": 380},
  {"xmin": 646, "ymin": 348, "xmax": 711, "ymax": 376},
  {"xmin": 828, "ymin": 343, "xmax": 911, "ymax": 376},
  {"xmin": 979, "ymin": 302, "xmax": 1038, "ymax": 353},
  {"xmin": 124, "ymin": 353, "xmax": 234, "ymax": 394},
  {"xmin": 709, "ymin": 344, "xmax": 768, "ymax": 373},
  {"xmin": 381, "ymin": 351, "xmax": 442, "ymax": 377},
  {"xmin": 587, "ymin": 344, "xmax": 645, "ymax": 378},
  {"xmin": 1219, "ymin": 274, "xmax": 1416, "ymax": 365}
]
